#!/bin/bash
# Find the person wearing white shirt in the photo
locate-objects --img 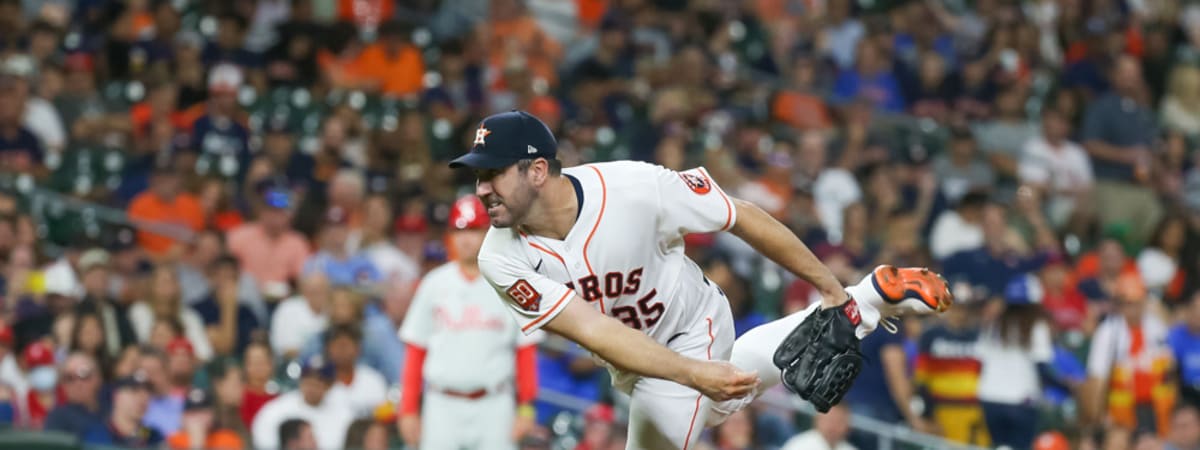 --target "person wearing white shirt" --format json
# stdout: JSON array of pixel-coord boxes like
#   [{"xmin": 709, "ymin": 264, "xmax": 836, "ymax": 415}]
[
  {"xmin": 1017, "ymin": 109, "xmax": 1094, "ymax": 228},
  {"xmin": 128, "ymin": 266, "xmax": 213, "ymax": 361},
  {"xmin": 781, "ymin": 404, "xmax": 857, "ymax": 450},
  {"xmin": 323, "ymin": 324, "xmax": 388, "ymax": 417},
  {"xmin": 251, "ymin": 355, "xmax": 354, "ymax": 450},
  {"xmin": 928, "ymin": 191, "xmax": 988, "ymax": 261},
  {"xmin": 976, "ymin": 274, "xmax": 1063, "ymax": 450},
  {"xmin": 270, "ymin": 273, "xmax": 331, "ymax": 359}
]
